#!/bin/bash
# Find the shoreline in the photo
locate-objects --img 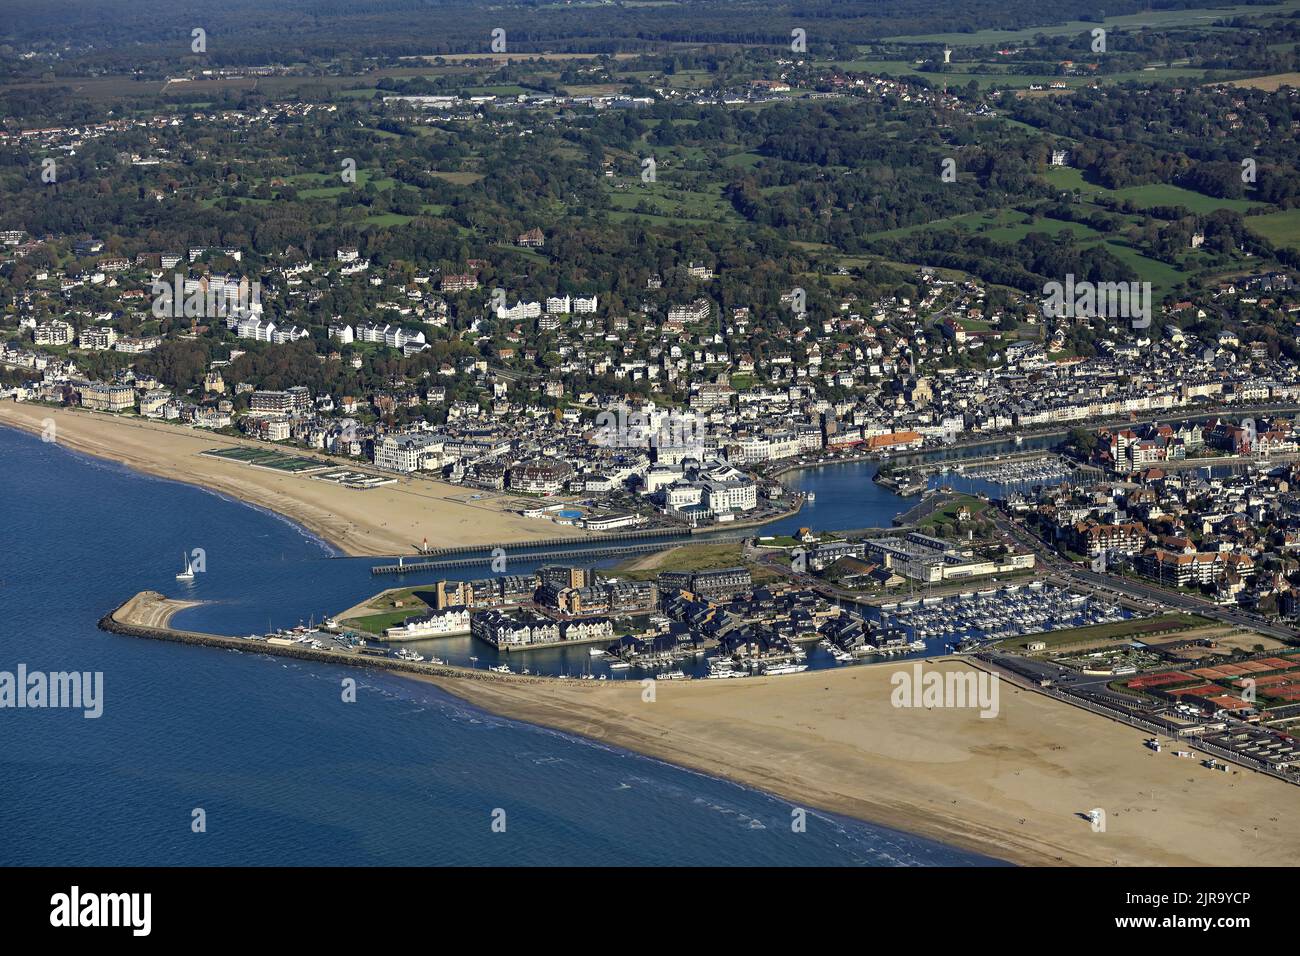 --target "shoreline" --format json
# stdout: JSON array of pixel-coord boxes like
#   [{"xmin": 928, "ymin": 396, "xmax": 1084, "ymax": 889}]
[
  {"xmin": 409, "ymin": 663, "xmax": 1300, "ymax": 867},
  {"xmin": 38, "ymin": 403, "xmax": 1300, "ymax": 868},
  {"xmin": 0, "ymin": 403, "xmax": 588, "ymax": 556},
  {"xmin": 102, "ymin": 589, "xmax": 1300, "ymax": 867}
]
